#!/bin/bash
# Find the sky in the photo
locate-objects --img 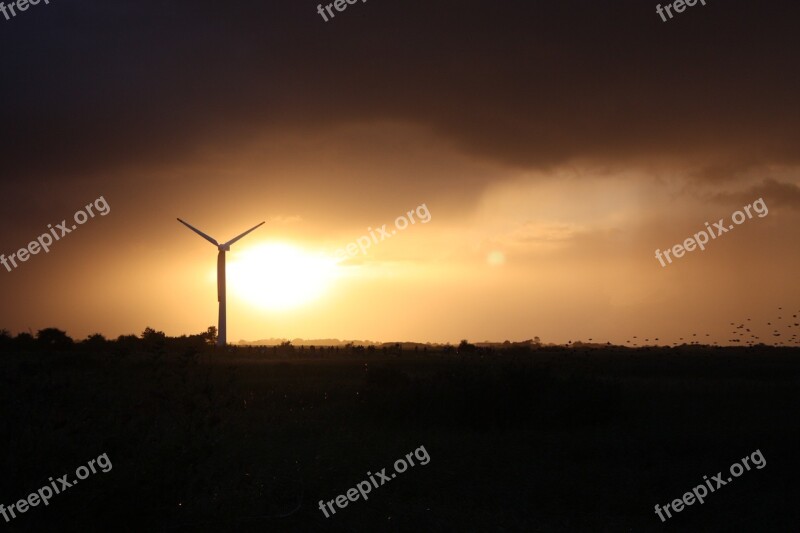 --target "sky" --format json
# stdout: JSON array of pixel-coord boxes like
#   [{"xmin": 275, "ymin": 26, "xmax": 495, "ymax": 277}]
[{"xmin": 1, "ymin": 0, "xmax": 798, "ymax": 345}]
